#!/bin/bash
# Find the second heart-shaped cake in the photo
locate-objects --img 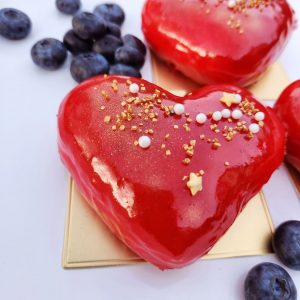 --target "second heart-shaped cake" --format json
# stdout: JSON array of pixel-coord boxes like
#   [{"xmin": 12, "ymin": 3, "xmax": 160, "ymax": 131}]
[
  {"xmin": 274, "ymin": 80, "xmax": 300, "ymax": 173},
  {"xmin": 142, "ymin": 0, "xmax": 295, "ymax": 86},
  {"xmin": 58, "ymin": 76, "xmax": 284, "ymax": 269}
]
